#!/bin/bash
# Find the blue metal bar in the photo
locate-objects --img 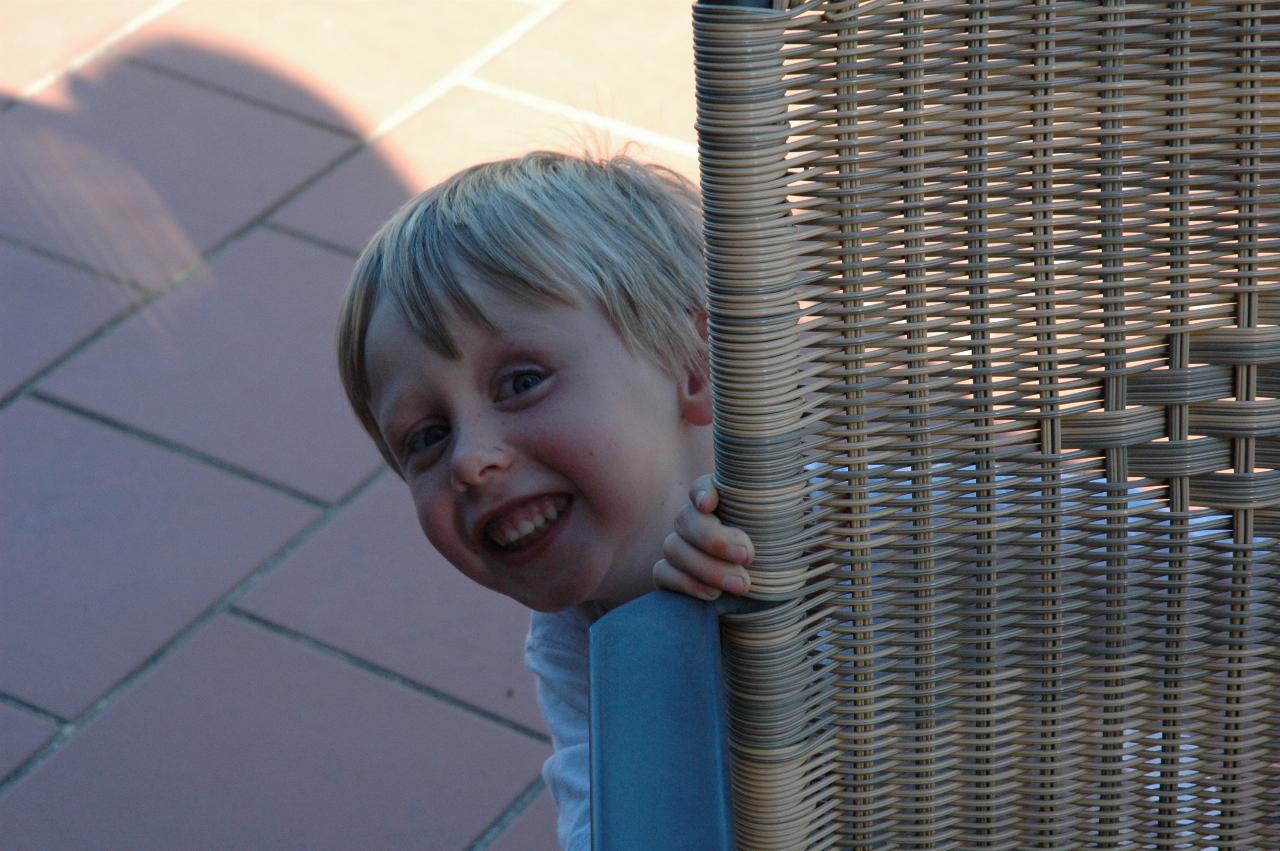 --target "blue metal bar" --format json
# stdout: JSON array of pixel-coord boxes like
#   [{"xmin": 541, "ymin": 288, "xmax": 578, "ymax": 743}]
[{"xmin": 589, "ymin": 591, "xmax": 737, "ymax": 851}]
